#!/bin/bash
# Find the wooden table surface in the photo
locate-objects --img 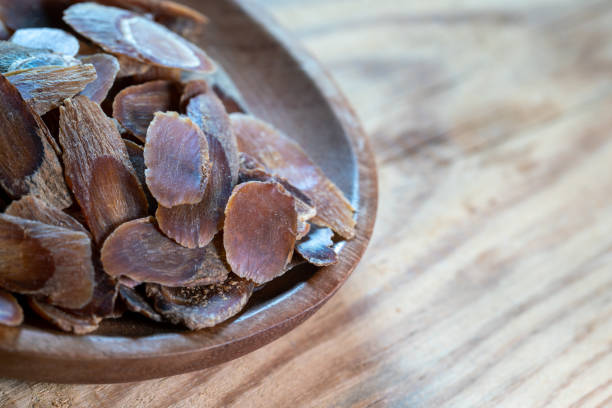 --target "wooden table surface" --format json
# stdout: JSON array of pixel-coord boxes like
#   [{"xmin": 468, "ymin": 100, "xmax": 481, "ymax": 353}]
[{"xmin": 2, "ymin": 0, "xmax": 612, "ymax": 406}]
